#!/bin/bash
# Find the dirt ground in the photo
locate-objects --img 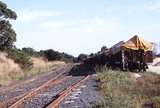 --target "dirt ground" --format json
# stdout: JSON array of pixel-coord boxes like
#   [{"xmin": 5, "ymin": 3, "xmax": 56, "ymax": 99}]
[
  {"xmin": 148, "ymin": 57, "xmax": 160, "ymax": 74},
  {"xmin": 148, "ymin": 65, "xmax": 160, "ymax": 74}
]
